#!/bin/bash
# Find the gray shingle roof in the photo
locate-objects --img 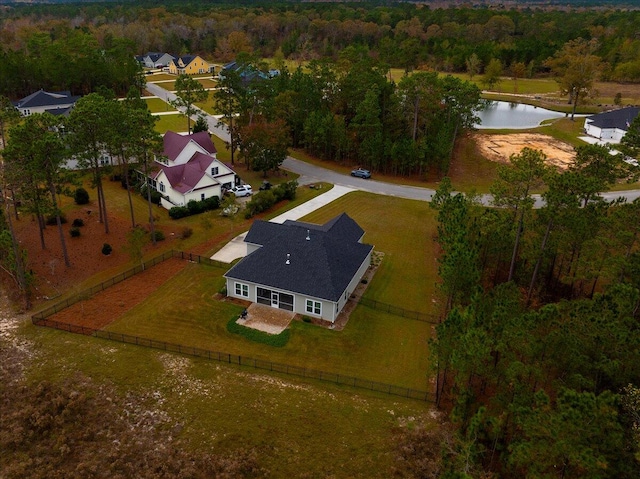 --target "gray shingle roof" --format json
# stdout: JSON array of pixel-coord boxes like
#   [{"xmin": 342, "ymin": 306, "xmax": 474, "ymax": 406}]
[
  {"xmin": 587, "ymin": 107, "xmax": 640, "ymax": 131},
  {"xmin": 15, "ymin": 90, "xmax": 80, "ymax": 109},
  {"xmin": 226, "ymin": 214, "xmax": 372, "ymax": 302}
]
